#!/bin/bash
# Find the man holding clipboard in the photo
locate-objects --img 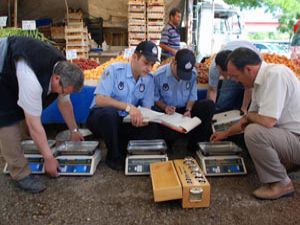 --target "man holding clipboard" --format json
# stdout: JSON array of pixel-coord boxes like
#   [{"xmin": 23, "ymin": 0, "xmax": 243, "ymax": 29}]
[{"xmin": 154, "ymin": 49, "xmax": 215, "ymax": 151}]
